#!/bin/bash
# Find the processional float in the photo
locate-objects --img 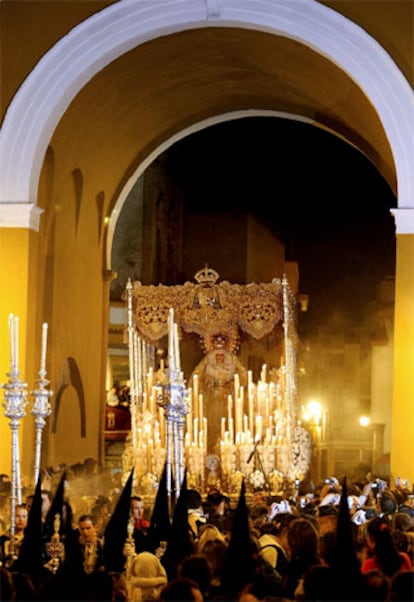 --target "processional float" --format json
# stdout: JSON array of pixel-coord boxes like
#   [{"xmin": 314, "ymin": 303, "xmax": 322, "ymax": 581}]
[{"xmin": 123, "ymin": 266, "xmax": 311, "ymax": 500}]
